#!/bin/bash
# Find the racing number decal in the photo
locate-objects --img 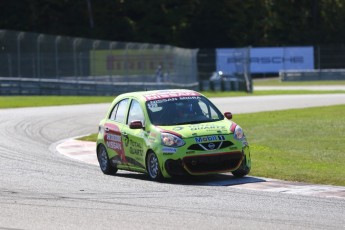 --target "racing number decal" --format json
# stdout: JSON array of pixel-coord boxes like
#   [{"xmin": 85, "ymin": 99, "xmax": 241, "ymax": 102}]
[{"xmin": 104, "ymin": 123, "xmax": 127, "ymax": 163}]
